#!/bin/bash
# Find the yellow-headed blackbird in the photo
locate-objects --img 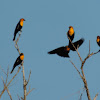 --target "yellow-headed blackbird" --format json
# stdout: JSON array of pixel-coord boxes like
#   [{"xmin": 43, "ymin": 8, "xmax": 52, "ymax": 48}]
[
  {"xmin": 48, "ymin": 46, "xmax": 70, "ymax": 57},
  {"xmin": 96, "ymin": 36, "xmax": 100, "ymax": 46},
  {"xmin": 67, "ymin": 26, "xmax": 75, "ymax": 42},
  {"xmin": 10, "ymin": 53, "xmax": 24, "ymax": 74},
  {"xmin": 48, "ymin": 38, "xmax": 84, "ymax": 58},
  {"xmin": 13, "ymin": 18, "xmax": 25, "ymax": 41}
]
